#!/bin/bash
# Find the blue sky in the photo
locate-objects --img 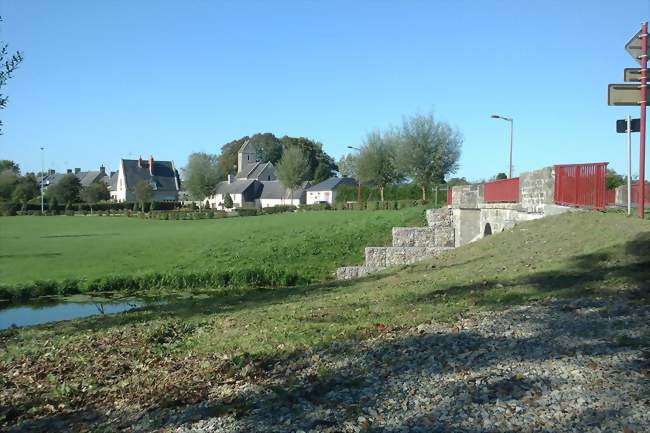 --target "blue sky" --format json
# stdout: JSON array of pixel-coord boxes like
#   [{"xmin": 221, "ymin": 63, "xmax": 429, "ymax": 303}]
[{"xmin": 1, "ymin": 0, "xmax": 648, "ymax": 180}]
